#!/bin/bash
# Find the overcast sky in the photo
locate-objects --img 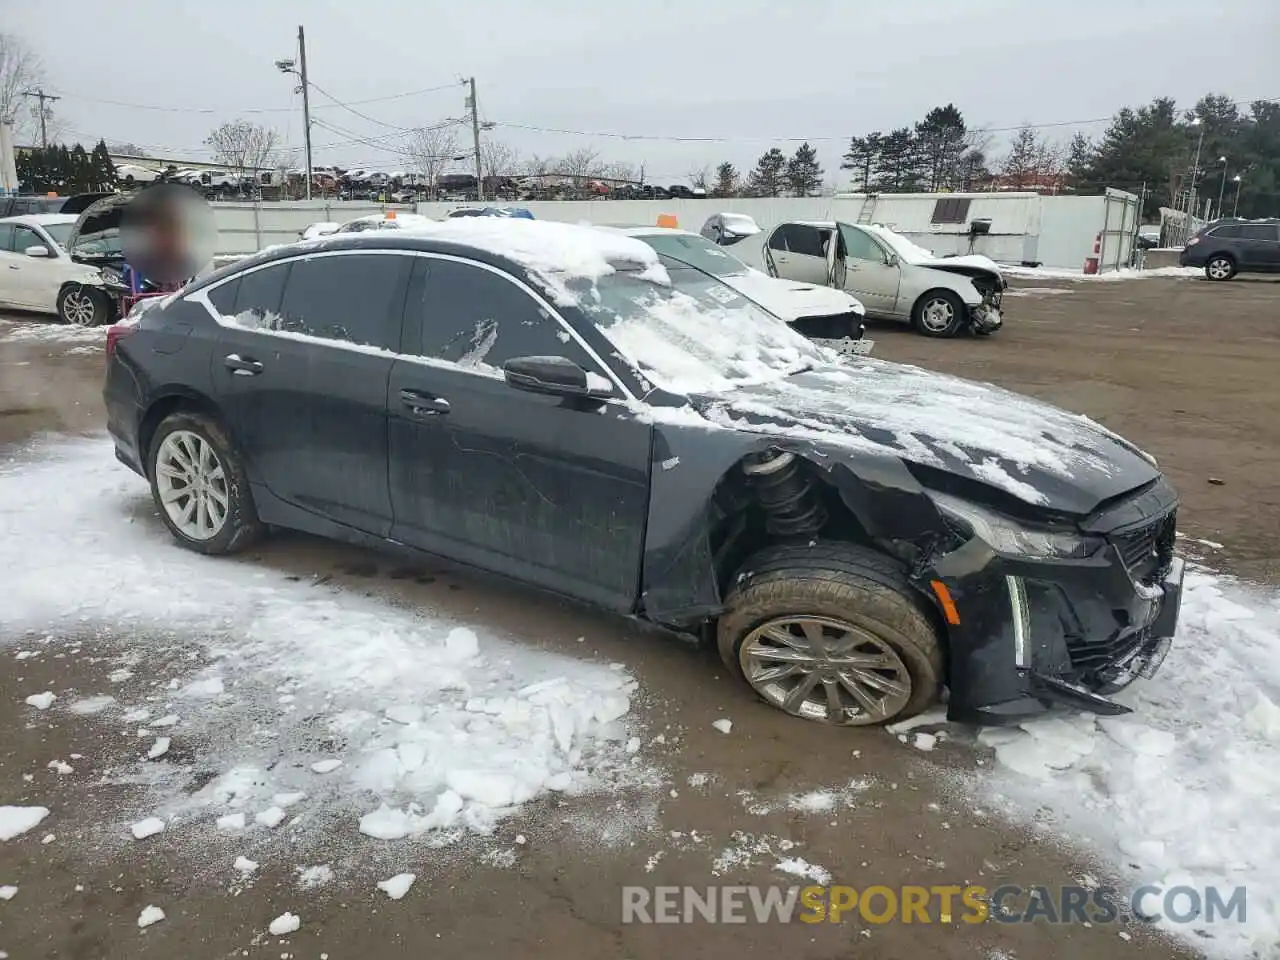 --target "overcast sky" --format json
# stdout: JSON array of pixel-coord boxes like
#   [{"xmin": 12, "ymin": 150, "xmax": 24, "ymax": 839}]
[{"xmin": 7, "ymin": 0, "xmax": 1277, "ymax": 184}]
